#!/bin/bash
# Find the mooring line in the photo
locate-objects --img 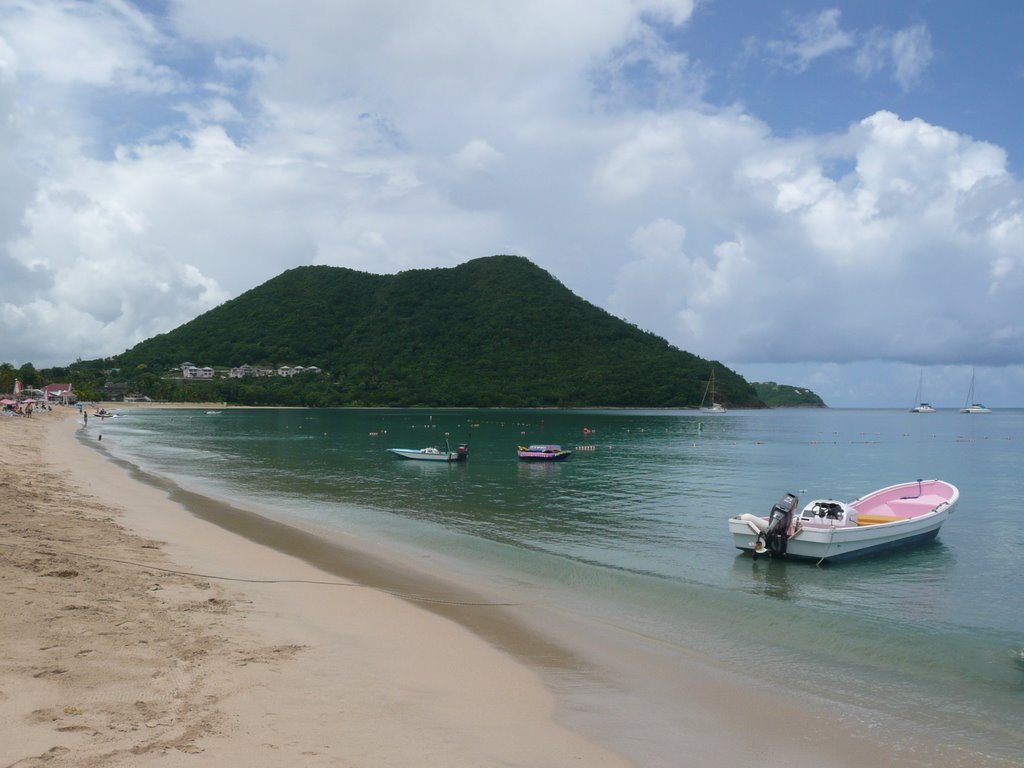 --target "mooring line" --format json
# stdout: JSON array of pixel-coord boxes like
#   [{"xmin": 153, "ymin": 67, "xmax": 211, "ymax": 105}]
[{"xmin": 16, "ymin": 545, "xmax": 521, "ymax": 607}]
